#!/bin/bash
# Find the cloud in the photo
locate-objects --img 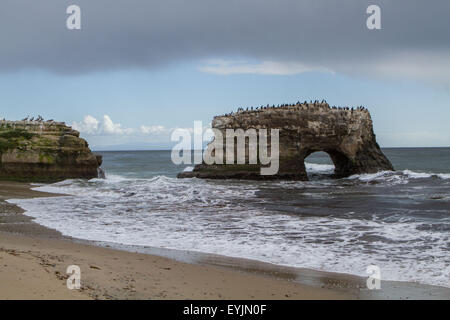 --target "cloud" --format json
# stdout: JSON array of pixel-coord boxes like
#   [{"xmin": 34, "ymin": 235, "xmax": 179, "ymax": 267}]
[
  {"xmin": 72, "ymin": 115, "xmax": 214, "ymax": 139},
  {"xmin": 198, "ymin": 60, "xmax": 333, "ymax": 75},
  {"xmin": 1, "ymin": 1, "xmax": 450, "ymax": 87},
  {"xmin": 101, "ymin": 115, "xmax": 134, "ymax": 135},
  {"xmin": 72, "ymin": 115, "xmax": 99, "ymax": 134},
  {"xmin": 71, "ymin": 115, "xmax": 215, "ymax": 149},
  {"xmin": 365, "ymin": 52, "xmax": 450, "ymax": 89},
  {"xmin": 73, "ymin": 115, "xmax": 167, "ymax": 136},
  {"xmin": 140, "ymin": 125, "xmax": 167, "ymax": 134}
]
